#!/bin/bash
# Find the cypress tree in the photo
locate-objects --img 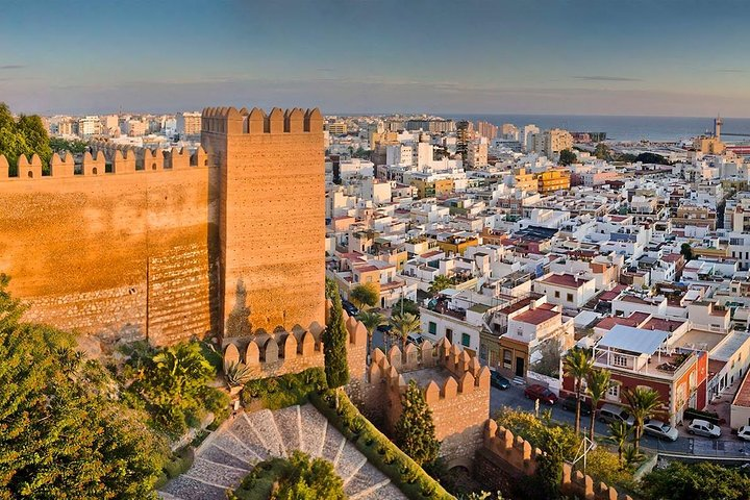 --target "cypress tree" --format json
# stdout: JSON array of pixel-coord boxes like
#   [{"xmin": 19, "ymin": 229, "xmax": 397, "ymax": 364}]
[
  {"xmin": 394, "ymin": 380, "xmax": 440, "ymax": 466},
  {"xmin": 323, "ymin": 283, "xmax": 349, "ymax": 390}
]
